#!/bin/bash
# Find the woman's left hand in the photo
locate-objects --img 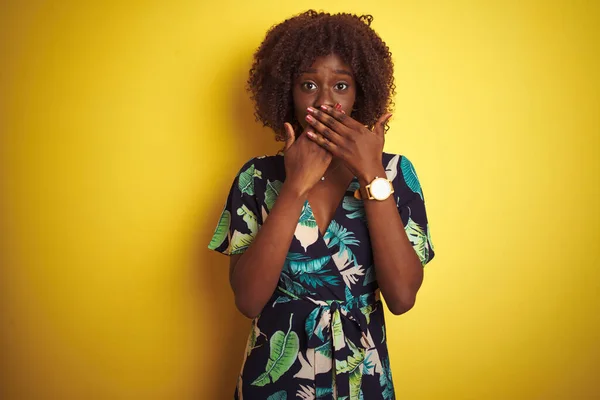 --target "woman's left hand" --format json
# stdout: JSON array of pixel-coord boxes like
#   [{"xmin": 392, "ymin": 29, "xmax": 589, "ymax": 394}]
[{"xmin": 304, "ymin": 104, "xmax": 392, "ymax": 183}]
